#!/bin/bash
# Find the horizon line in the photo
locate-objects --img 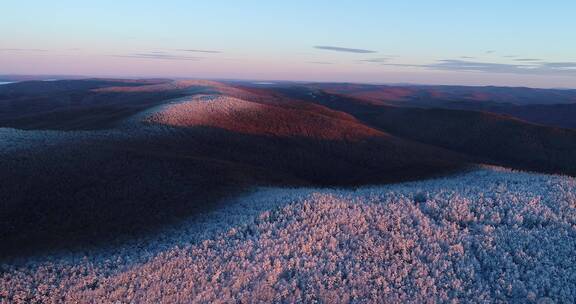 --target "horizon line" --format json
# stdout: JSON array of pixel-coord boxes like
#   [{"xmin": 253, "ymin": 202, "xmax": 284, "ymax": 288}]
[{"xmin": 0, "ymin": 73, "xmax": 574, "ymax": 90}]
